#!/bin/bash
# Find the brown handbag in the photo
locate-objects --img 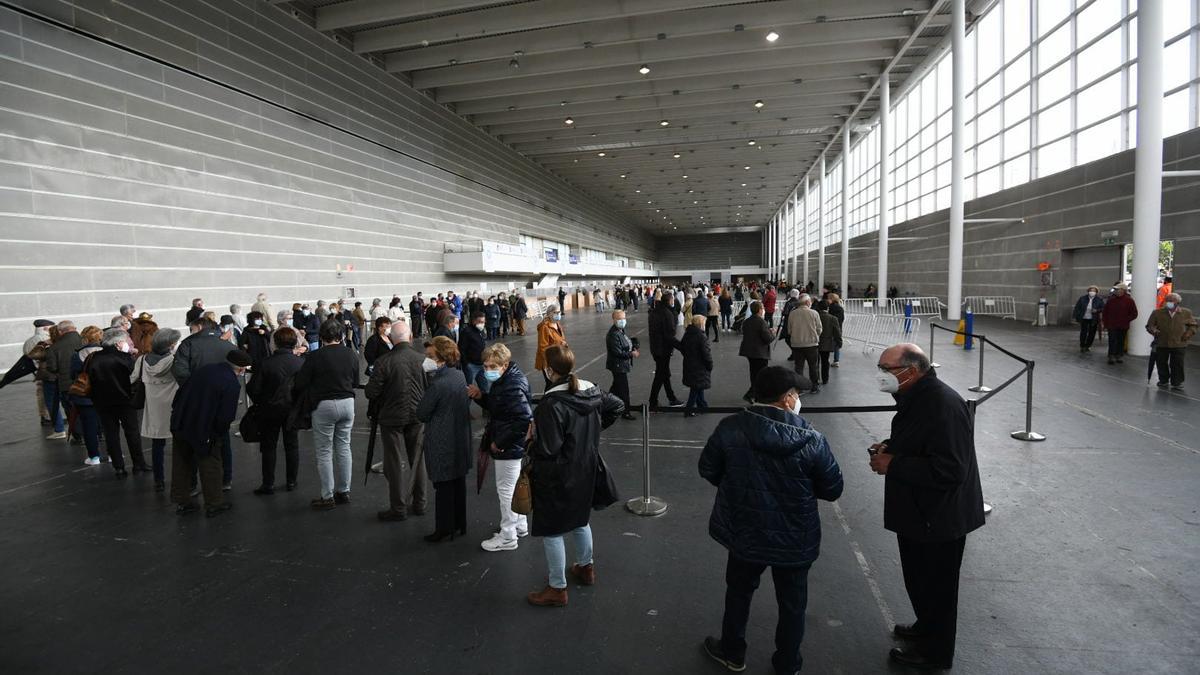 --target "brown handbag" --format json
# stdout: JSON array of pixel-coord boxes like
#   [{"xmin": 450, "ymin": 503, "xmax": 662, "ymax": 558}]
[
  {"xmin": 67, "ymin": 353, "xmax": 94, "ymax": 398},
  {"xmin": 511, "ymin": 461, "xmax": 532, "ymax": 516}
]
